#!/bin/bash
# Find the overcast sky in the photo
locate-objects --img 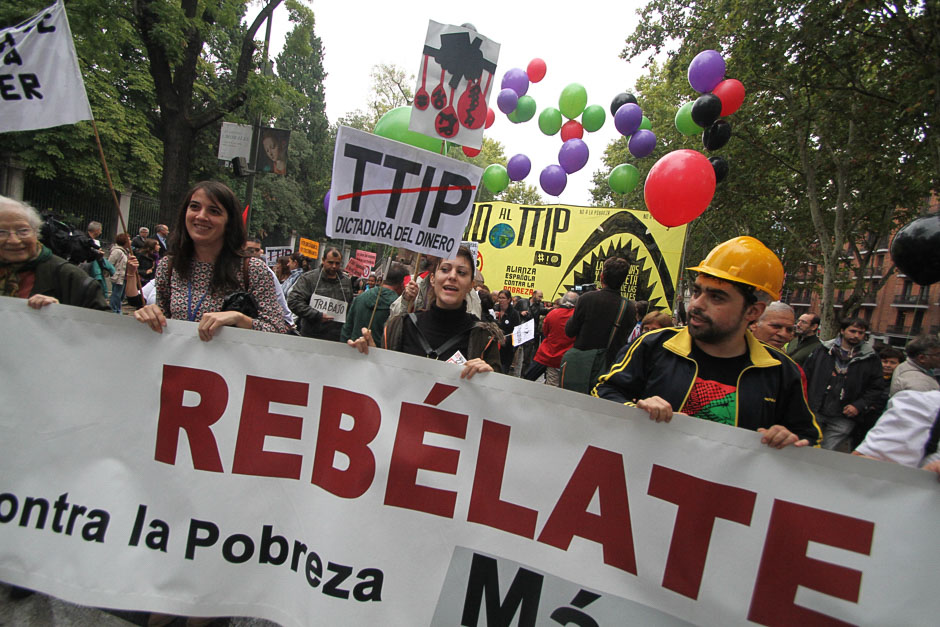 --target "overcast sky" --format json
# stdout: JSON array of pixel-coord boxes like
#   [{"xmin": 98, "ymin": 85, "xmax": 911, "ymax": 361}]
[{"xmin": 261, "ymin": 1, "xmax": 653, "ymax": 206}]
